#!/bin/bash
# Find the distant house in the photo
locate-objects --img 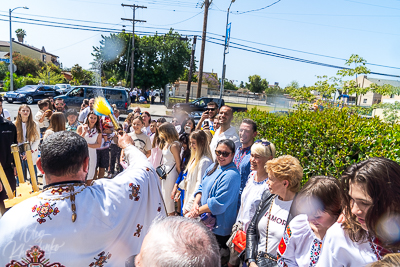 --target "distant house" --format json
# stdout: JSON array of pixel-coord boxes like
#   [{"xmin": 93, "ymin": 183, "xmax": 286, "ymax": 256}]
[
  {"xmin": 351, "ymin": 76, "xmax": 400, "ymax": 106},
  {"xmin": 0, "ymin": 39, "xmax": 59, "ymax": 66}
]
